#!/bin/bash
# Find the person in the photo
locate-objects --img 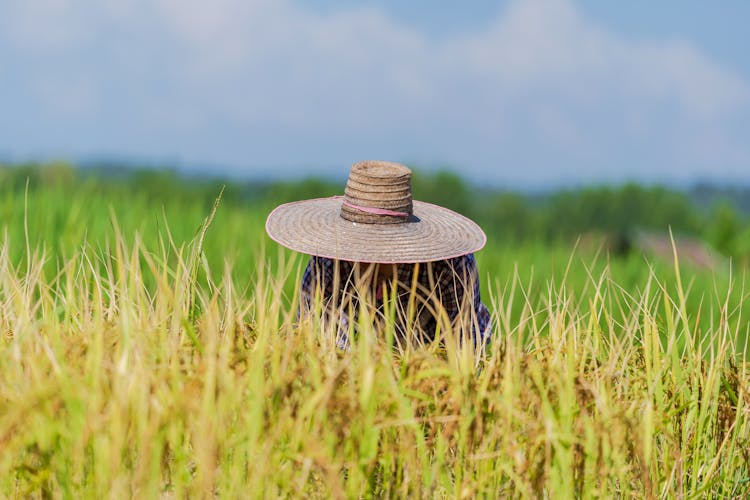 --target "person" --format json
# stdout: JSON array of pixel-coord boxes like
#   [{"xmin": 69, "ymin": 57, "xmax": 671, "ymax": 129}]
[{"xmin": 265, "ymin": 160, "xmax": 491, "ymax": 350}]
